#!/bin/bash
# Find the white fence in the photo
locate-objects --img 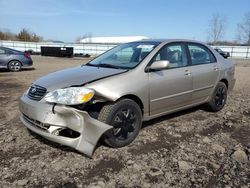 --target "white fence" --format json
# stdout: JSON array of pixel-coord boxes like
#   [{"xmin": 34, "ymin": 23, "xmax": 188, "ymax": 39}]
[
  {"xmin": 213, "ymin": 46, "xmax": 250, "ymax": 58},
  {"xmin": 0, "ymin": 40, "xmax": 250, "ymax": 58},
  {"xmin": 0, "ymin": 40, "xmax": 116, "ymax": 56}
]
